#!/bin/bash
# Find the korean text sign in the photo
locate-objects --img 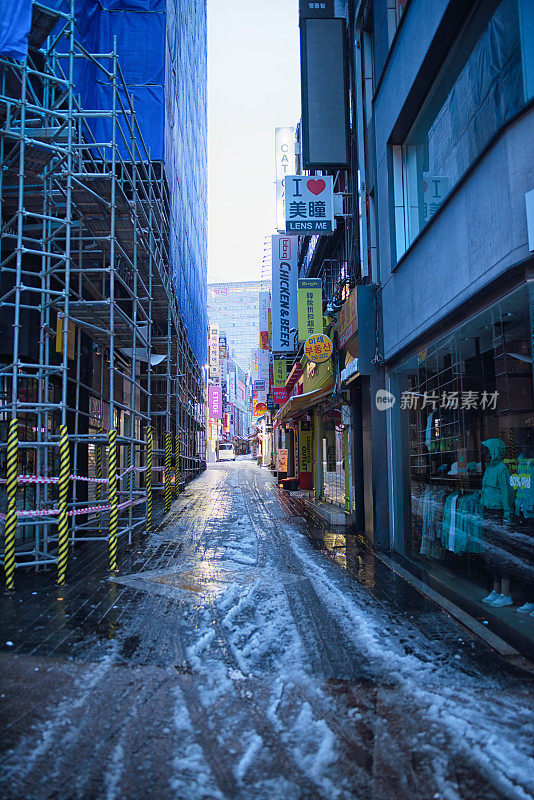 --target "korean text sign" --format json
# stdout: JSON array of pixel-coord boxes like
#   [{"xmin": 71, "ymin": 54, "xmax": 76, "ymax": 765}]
[
  {"xmin": 209, "ymin": 325, "xmax": 220, "ymax": 379},
  {"xmin": 298, "ymin": 278, "xmax": 323, "ymax": 340},
  {"xmin": 285, "ymin": 175, "xmax": 334, "ymax": 234},
  {"xmin": 271, "ymin": 235, "xmax": 298, "ymax": 352},
  {"xmin": 304, "ymin": 333, "xmax": 333, "ymax": 364},
  {"xmin": 208, "ymin": 386, "xmax": 222, "ymax": 420}
]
